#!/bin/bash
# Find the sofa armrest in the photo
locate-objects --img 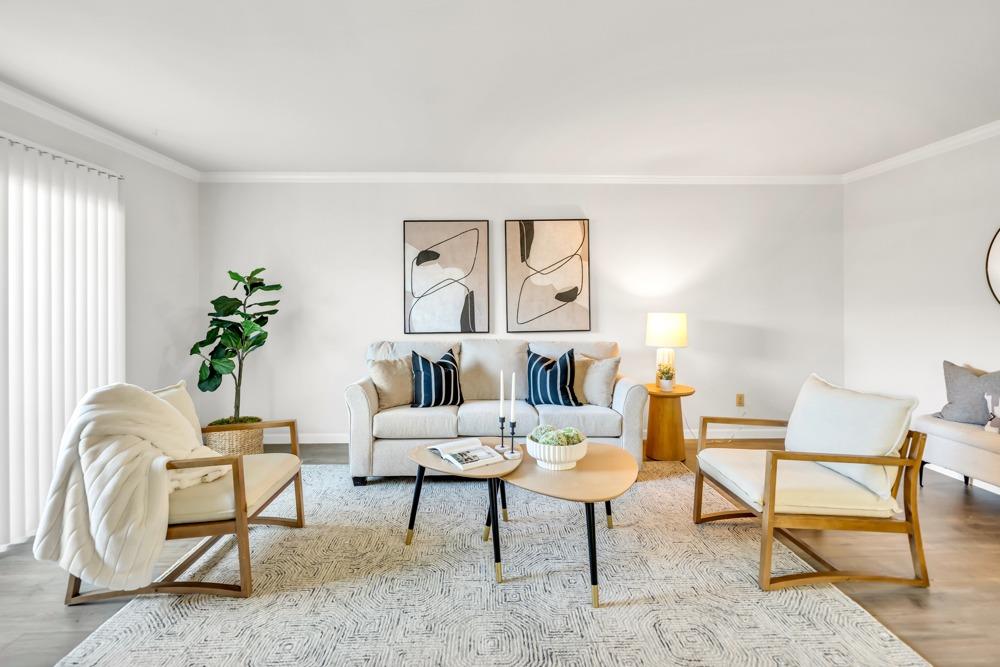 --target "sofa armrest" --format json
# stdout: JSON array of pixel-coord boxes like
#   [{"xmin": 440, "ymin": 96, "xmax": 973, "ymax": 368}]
[
  {"xmin": 345, "ymin": 377, "xmax": 379, "ymax": 476},
  {"xmin": 612, "ymin": 377, "xmax": 649, "ymax": 465}
]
